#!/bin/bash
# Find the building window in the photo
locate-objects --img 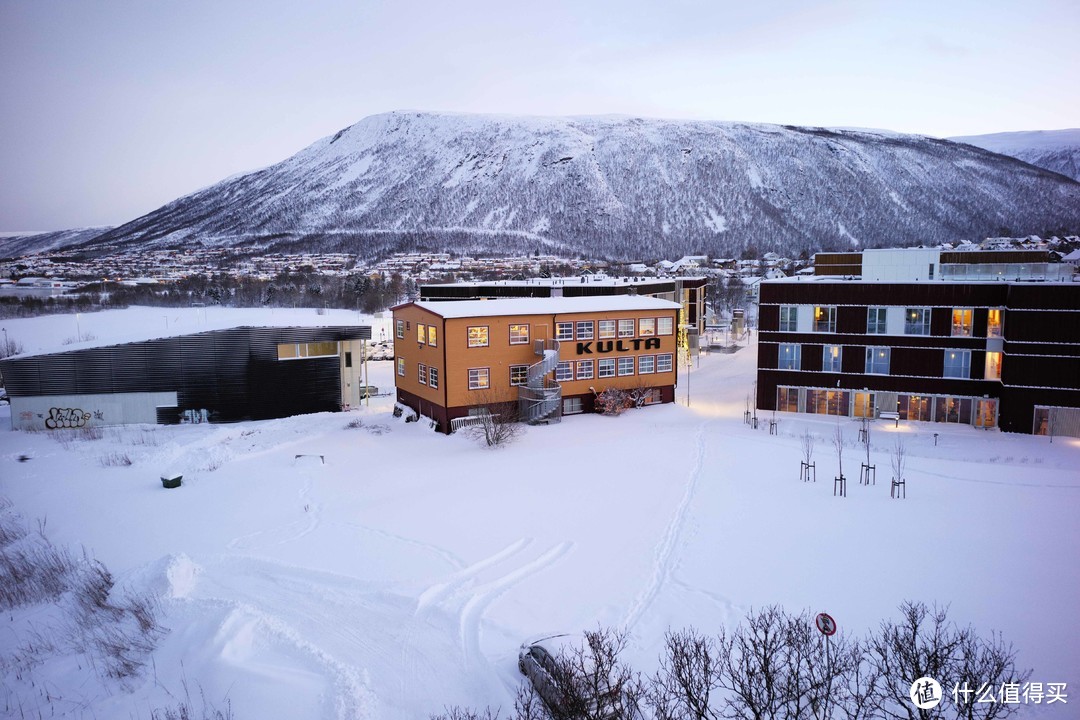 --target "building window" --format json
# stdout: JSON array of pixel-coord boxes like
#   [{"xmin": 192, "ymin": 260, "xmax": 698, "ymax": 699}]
[
  {"xmin": 555, "ymin": 322, "xmax": 574, "ymax": 341},
  {"xmin": 575, "ymin": 321, "xmax": 594, "ymax": 340},
  {"xmin": 867, "ymin": 307, "xmax": 887, "ymax": 334},
  {"xmin": 418, "ymin": 363, "xmax": 427, "ymax": 385},
  {"xmin": 813, "ymin": 306, "xmax": 836, "ymax": 333},
  {"xmin": 638, "ymin": 355, "xmax": 655, "ymax": 374},
  {"xmin": 510, "ymin": 365, "xmax": 528, "ymax": 386},
  {"xmin": 807, "ymin": 389, "xmax": 851, "ymax": 416},
  {"xmin": 657, "ymin": 353, "xmax": 673, "ymax": 373},
  {"xmin": 598, "ymin": 358, "xmax": 616, "ymax": 378},
  {"xmin": 576, "ymin": 360, "xmax": 594, "ymax": 379},
  {"xmin": 658, "ymin": 317, "xmax": 674, "ymax": 336},
  {"xmin": 639, "ymin": 318, "xmax": 656, "ymax": 336},
  {"xmin": 865, "ymin": 347, "xmax": 890, "ymax": 375},
  {"xmin": 468, "ymin": 326, "xmax": 489, "ymax": 347},
  {"xmin": 904, "ymin": 308, "xmax": 931, "ymax": 335},
  {"xmin": 951, "ymin": 309, "xmax": 973, "ymax": 337},
  {"xmin": 344, "ymin": 351, "xmax": 352, "ymax": 368},
  {"xmin": 599, "ymin": 320, "xmax": 616, "ymax": 339},
  {"xmin": 777, "ymin": 387, "xmax": 800, "ymax": 412},
  {"xmin": 617, "ymin": 356, "xmax": 635, "ymax": 376},
  {"xmin": 823, "ymin": 345, "xmax": 842, "ymax": 372},
  {"xmin": 468, "ymin": 368, "xmax": 490, "ymax": 390},
  {"xmin": 509, "ymin": 324, "xmax": 530, "ymax": 345},
  {"xmin": 277, "ymin": 341, "xmax": 339, "ymax": 360},
  {"xmin": 778, "ymin": 343, "xmax": 801, "ymax": 370},
  {"xmin": 427, "ymin": 325, "xmax": 437, "ymax": 347},
  {"xmin": 555, "ymin": 361, "xmax": 573, "ymax": 382},
  {"xmin": 395, "ymin": 320, "xmax": 404, "ymax": 339},
  {"xmin": 779, "ymin": 306, "xmax": 798, "ymax": 332},
  {"xmin": 618, "ymin": 319, "xmax": 635, "ymax": 337},
  {"xmin": 417, "ymin": 323, "xmax": 426, "ymax": 344},
  {"xmin": 640, "ymin": 389, "xmax": 662, "ymax": 405},
  {"xmin": 397, "ymin": 357, "xmax": 405, "ymax": 376},
  {"xmin": 428, "ymin": 367, "xmax": 438, "ymax": 389},
  {"xmin": 943, "ymin": 350, "xmax": 971, "ymax": 379},
  {"xmin": 985, "ymin": 352, "xmax": 1002, "ymax": 381},
  {"xmin": 563, "ymin": 397, "xmax": 583, "ymax": 415},
  {"xmin": 987, "ymin": 308, "xmax": 1003, "ymax": 338}
]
